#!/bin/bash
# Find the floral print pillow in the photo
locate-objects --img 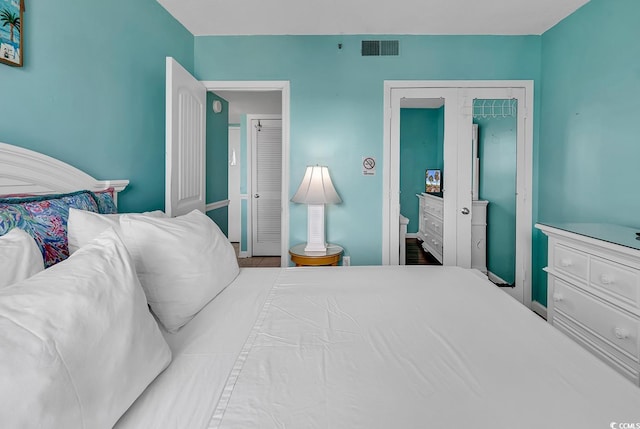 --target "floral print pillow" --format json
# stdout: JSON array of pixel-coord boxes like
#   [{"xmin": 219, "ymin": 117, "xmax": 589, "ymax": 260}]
[
  {"xmin": 92, "ymin": 188, "xmax": 118, "ymax": 214},
  {"xmin": 0, "ymin": 191, "xmax": 102, "ymax": 267}
]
